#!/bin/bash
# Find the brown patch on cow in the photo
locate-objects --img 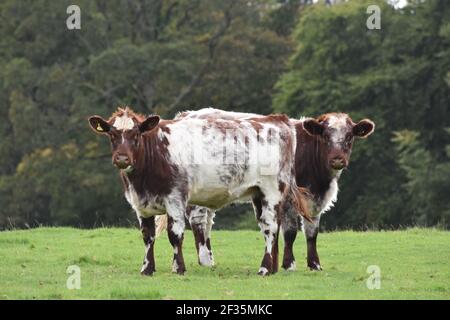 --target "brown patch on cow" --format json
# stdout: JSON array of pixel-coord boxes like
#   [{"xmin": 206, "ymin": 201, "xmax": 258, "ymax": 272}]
[
  {"xmin": 249, "ymin": 120, "xmax": 263, "ymax": 131},
  {"xmin": 259, "ymin": 252, "xmax": 273, "ymax": 274},
  {"xmin": 278, "ymin": 181, "xmax": 286, "ymax": 193},
  {"xmin": 160, "ymin": 125, "xmax": 171, "ymax": 134},
  {"xmin": 161, "ymin": 136, "xmax": 170, "ymax": 146},
  {"xmin": 206, "ymin": 238, "xmax": 212, "ymax": 251},
  {"xmin": 306, "ymin": 231, "xmax": 321, "ymax": 270},
  {"xmin": 248, "ymin": 113, "xmax": 290, "ymax": 125},
  {"xmin": 191, "ymin": 223, "xmax": 202, "ymax": 250},
  {"xmin": 272, "ymin": 227, "xmax": 279, "ymax": 274},
  {"xmin": 251, "ymin": 188, "xmax": 265, "ymax": 221},
  {"xmin": 282, "ymin": 227, "xmax": 297, "ymax": 270},
  {"xmin": 123, "ymin": 124, "xmax": 176, "ymax": 198},
  {"xmin": 294, "ymin": 121, "xmax": 332, "ymax": 199}
]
